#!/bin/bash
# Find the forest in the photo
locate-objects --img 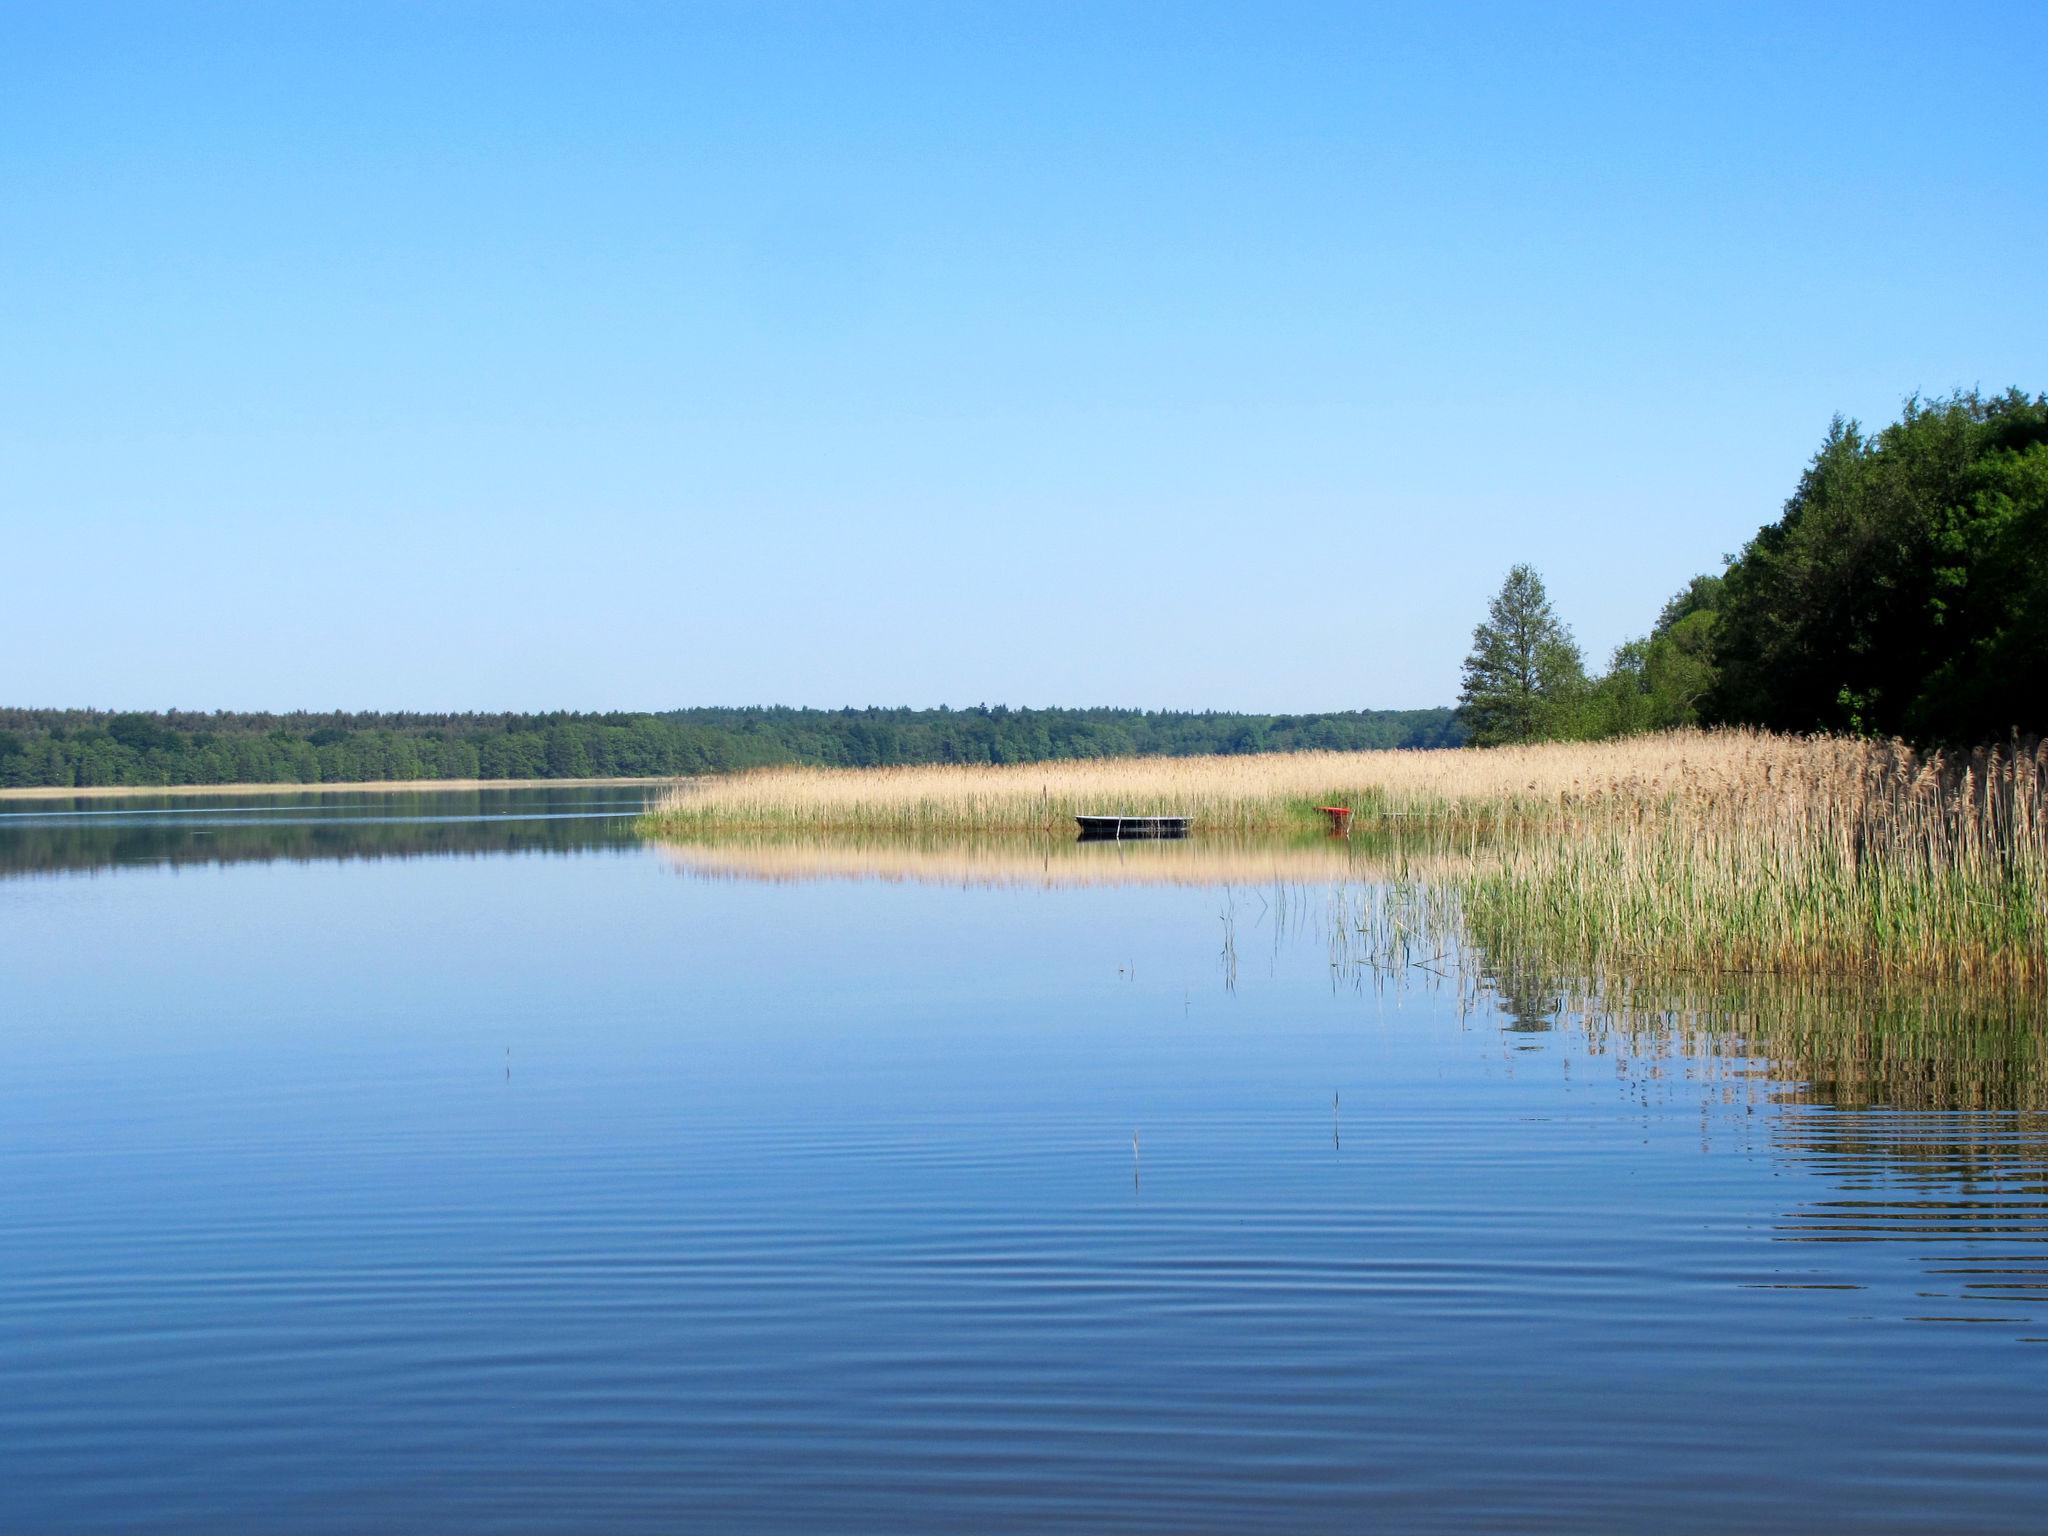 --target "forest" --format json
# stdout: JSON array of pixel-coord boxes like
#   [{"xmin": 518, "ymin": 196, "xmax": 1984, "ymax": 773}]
[
  {"xmin": 1459, "ymin": 389, "xmax": 2047, "ymax": 746},
  {"xmin": 0, "ymin": 705, "xmax": 1464, "ymax": 789}
]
